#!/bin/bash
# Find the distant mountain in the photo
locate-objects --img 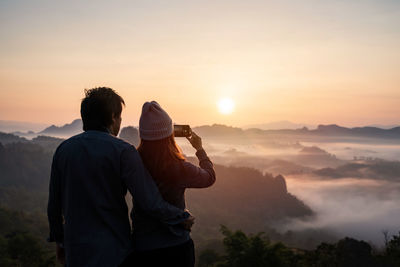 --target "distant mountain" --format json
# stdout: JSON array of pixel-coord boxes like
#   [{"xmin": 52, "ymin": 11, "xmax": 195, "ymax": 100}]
[
  {"xmin": 194, "ymin": 124, "xmax": 400, "ymax": 140},
  {"xmin": 32, "ymin": 135, "xmax": 65, "ymax": 152},
  {"xmin": 314, "ymin": 159, "xmax": 400, "ymax": 181},
  {"xmin": 296, "ymin": 146, "xmax": 344, "ymax": 168},
  {"xmin": 254, "ymin": 124, "xmax": 400, "ymax": 139},
  {"xmin": 0, "ymin": 120, "xmax": 49, "ymax": 133},
  {"xmin": 39, "ymin": 119, "xmax": 82, "ymax": 137},
  {"xmin": 0, "ymin": 131, "xmax": 64, "ymax": 151},
  {"xmin": 10, "ymin": 130, "xmax": 37, "ymax": 139},
  {"xmin": 243, "ymin": 120, "xmax": 316, "ymax": 130},
  {"xmin": 12, "ymin": 119, "xmax": 400, "ymax": 140},
  {"xmin": 193, "ymin": 124, "xmax": 244, "ymax": 137},
  {"xmin": 119, "ymin": 126, "xmax": 139, "ymax": 147},
  {"xmin": 222, "ymin": 148, "xmax": 249, "ymax": 157},
  {"xmin": 367, "ymin": 124, "xmax": 400, "ymax": 129},
  {"xmin": 0, "ymin": 132, "xmax": 28, "ymax": 145},
  {"xmin": 312, "ymin": 124, "xmax": 400, "ymax": 138},
  {"xmin": 0, "ymin": 142, "xmax": 52, "ymax": 192},
  {"xmin": 299, "ymin": 146, "xmax": 330, "ymax": 155}
]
